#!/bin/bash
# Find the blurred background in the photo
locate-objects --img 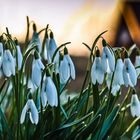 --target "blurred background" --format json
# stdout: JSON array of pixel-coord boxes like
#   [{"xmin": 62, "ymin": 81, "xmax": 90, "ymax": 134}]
[{"xmin": 0, "ymin": 0, "xmax": 140, "ymax": 91}]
